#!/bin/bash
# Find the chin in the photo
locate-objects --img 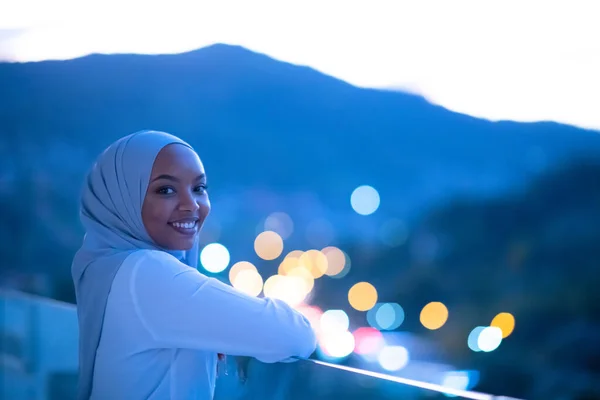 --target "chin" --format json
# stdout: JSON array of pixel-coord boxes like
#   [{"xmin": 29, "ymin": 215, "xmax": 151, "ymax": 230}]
[
  {"xmin": 172, "ymin": 240, "xmax": 195, "ymax": 251},
  {"xmin": 160, "ymin": 237, "xmax": 196, "ymax": 251}
]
